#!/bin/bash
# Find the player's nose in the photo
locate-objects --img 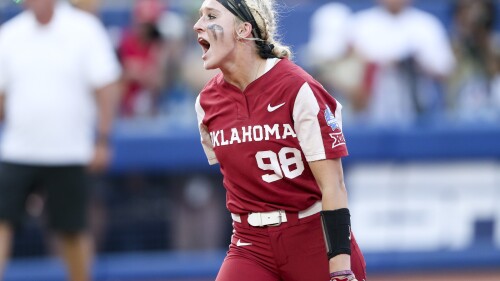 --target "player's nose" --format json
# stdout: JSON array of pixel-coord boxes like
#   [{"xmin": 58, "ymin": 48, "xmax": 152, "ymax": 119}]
[{"xmin": 193, "ymin": 18, "xmax": 204, "ymax": 33}]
